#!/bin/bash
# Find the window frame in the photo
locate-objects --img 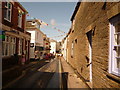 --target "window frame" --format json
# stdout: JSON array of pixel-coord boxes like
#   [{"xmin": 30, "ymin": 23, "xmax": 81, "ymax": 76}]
[
  {"xmin": 4, "ymin": 1, "xmax": 12, "ymax": 22},
  {"xmin": 18, "ymin": 8, "xmax": 23, "ymax": 28},
  {"xmin": 2, "ymin": 35, "xmax": 10, "ymax": 56},
  {"xmin": 9, "ymin": 37, "xmax": 16, "ymax": 55},
  {"xmin": 109, "ymin": 14, "xmax": 120, "ymax": 76},
  {"xmin": 18, "ymin": 39, "xmax": 22, "ymax": 55}
]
